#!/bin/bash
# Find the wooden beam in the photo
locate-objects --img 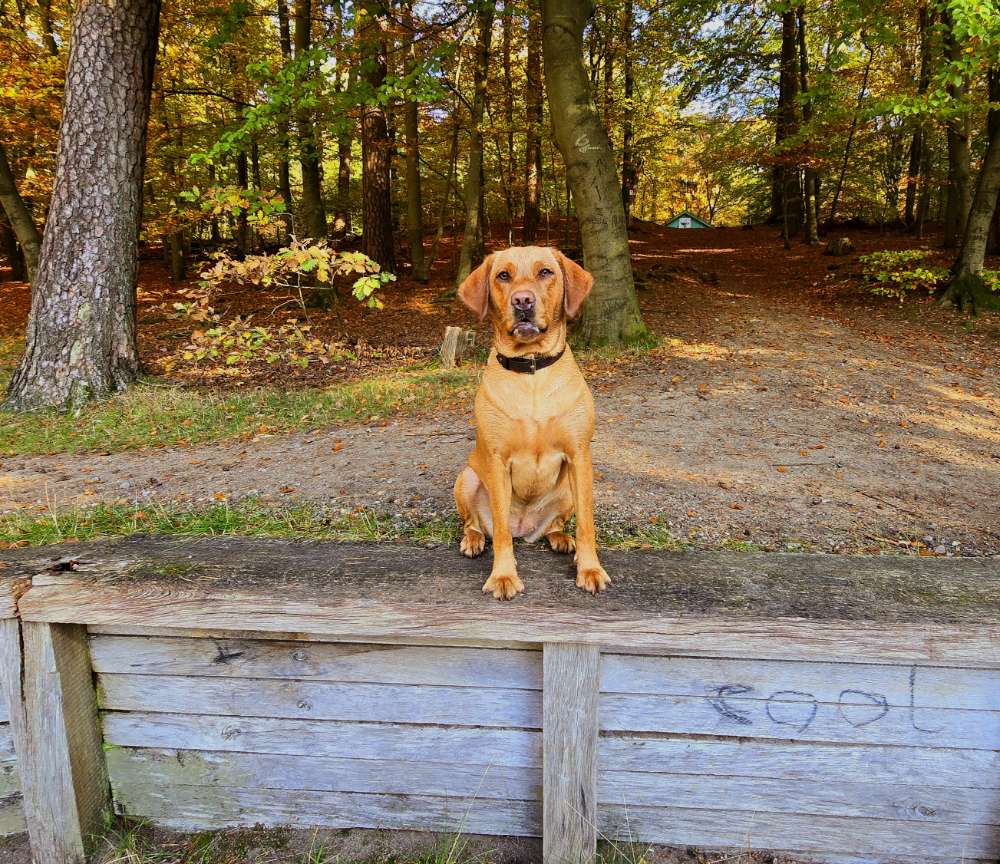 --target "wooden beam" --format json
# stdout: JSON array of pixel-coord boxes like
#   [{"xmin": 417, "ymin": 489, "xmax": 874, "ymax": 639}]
[
  {"xmin": 7, "ymin": 537, "xmax": 999, "ymax": 665},
  {"xmin": 11, "ymin": 623, "xmax": 107, "ymax": 864},
  {"xmin": 543, "ymin": 644, "xmax": 599, "ymax": 864}
]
